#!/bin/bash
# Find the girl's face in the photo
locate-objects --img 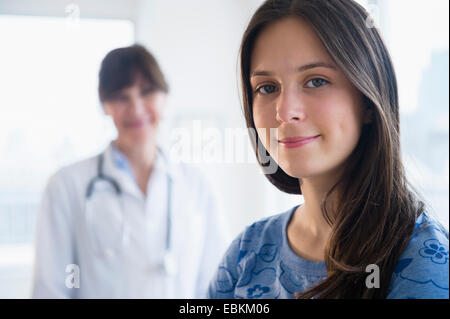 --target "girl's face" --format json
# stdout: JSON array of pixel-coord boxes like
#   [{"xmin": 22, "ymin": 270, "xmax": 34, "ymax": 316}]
[
  {"xmin": 103, "ymin": 76, "xmax": 166, "ymax": 148},
  {"xmin": 250, "ymin": 17, "xmax": 369, "ymax": 181}
]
